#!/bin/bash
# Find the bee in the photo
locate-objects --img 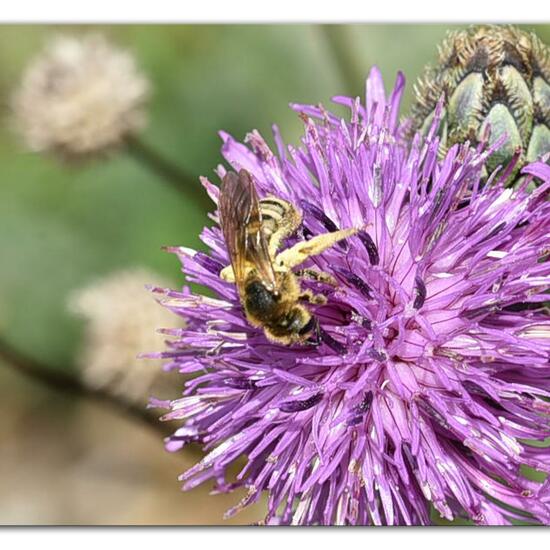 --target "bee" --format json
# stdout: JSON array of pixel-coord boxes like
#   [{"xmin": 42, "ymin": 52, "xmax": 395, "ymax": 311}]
[{"xmin": 218, "ymin": 169, "xmax": 358, "ymax": 345}]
